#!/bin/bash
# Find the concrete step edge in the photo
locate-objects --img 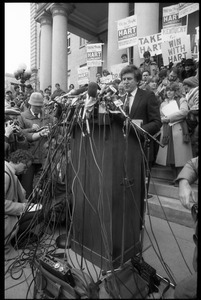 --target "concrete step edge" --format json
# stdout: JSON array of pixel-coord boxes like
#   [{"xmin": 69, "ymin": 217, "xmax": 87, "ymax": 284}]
[
  {"xmin": 151, "ymin": 166, "xmax": 198, "ymax": 185},
  {"xmin": 146, "ymin": 195, "xmax": 195, "ymax": 228},
  {"xmin": 149, "ymin": 178, "xmax": 198, "ymax": 201},
  {"xmin": 149, "ymin": 177, "xmax": 198, "ymax": 189}
]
